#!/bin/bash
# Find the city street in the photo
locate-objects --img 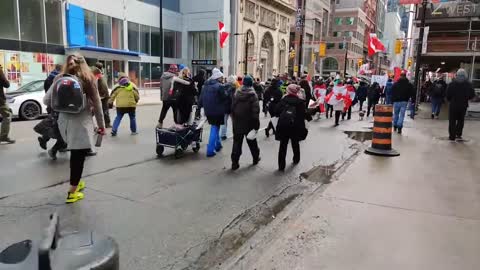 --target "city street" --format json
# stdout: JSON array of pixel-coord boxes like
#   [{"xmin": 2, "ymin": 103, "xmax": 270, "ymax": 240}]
[{"xmin": 0, "ymin": 105, "xmax": 360, "ymax": 269}]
